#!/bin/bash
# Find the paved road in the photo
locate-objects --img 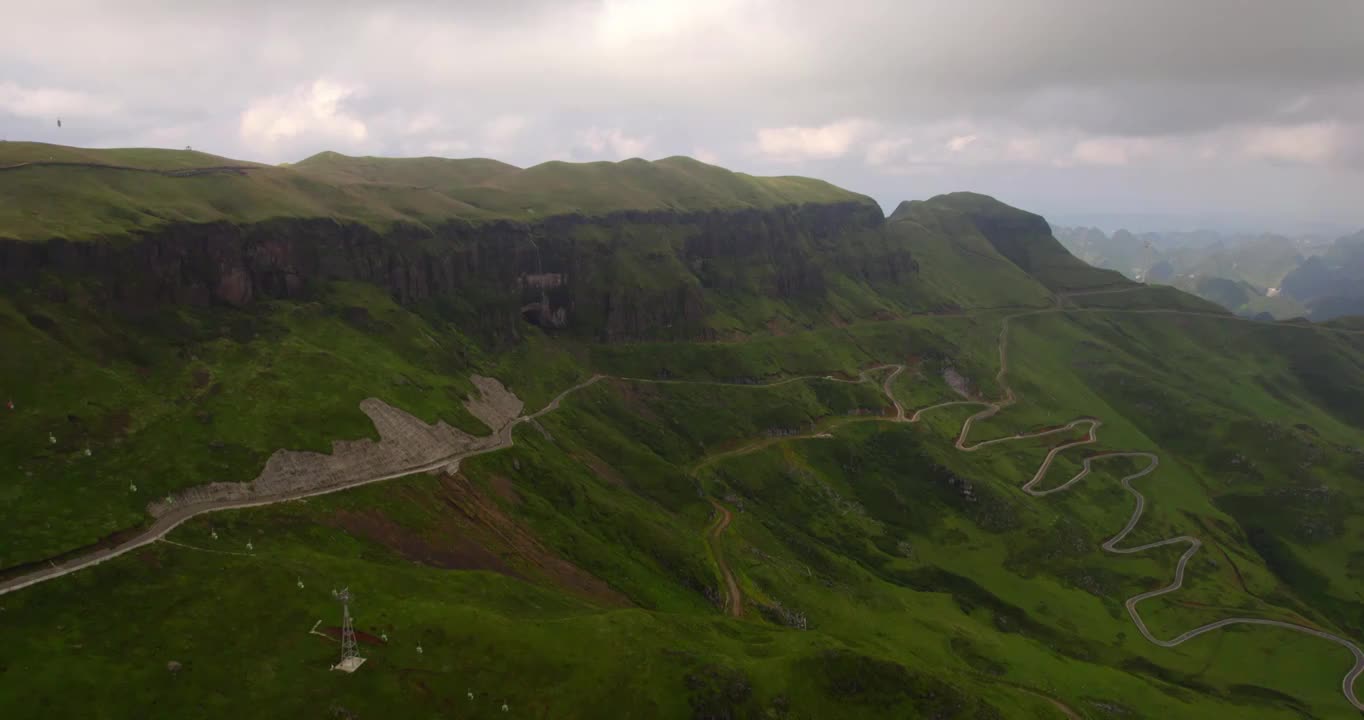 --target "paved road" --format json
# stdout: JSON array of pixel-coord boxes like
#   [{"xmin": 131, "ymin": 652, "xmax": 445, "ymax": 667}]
[
  {"xmin": 661, "ymin": 300, "xmax": 1364, "ymax": 712},
  {"xmin": 4, "ymin": 298, "xmax": 1362, "ymax": 711},
  {"xmin": 0, "ymin": 376, "xmax": 604, "ymax": 598},
  {"xmin": 907, "ymin": 306, "xmax": 1364, "ymax": 713}
]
